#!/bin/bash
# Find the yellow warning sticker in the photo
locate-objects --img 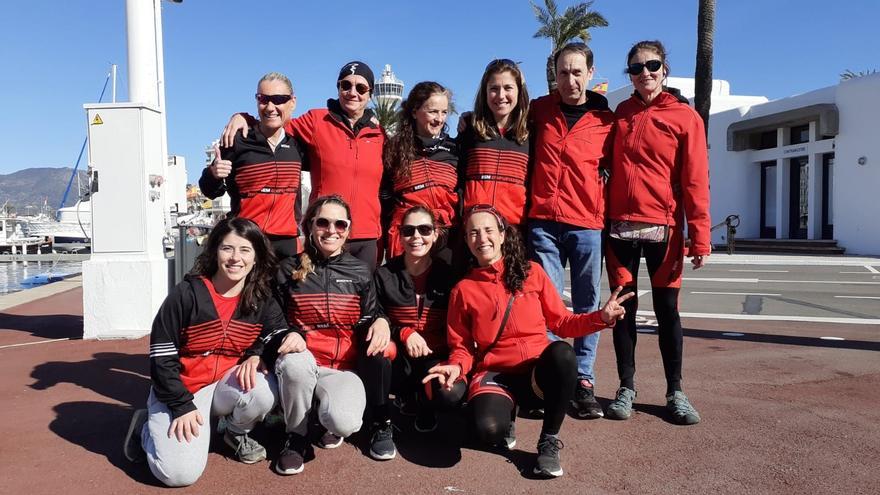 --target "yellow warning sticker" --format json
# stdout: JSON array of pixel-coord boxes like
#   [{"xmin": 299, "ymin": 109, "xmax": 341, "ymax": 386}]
[{"xmin": 91, "ymin": 114, "xmax": 104, "ymax": 125}]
